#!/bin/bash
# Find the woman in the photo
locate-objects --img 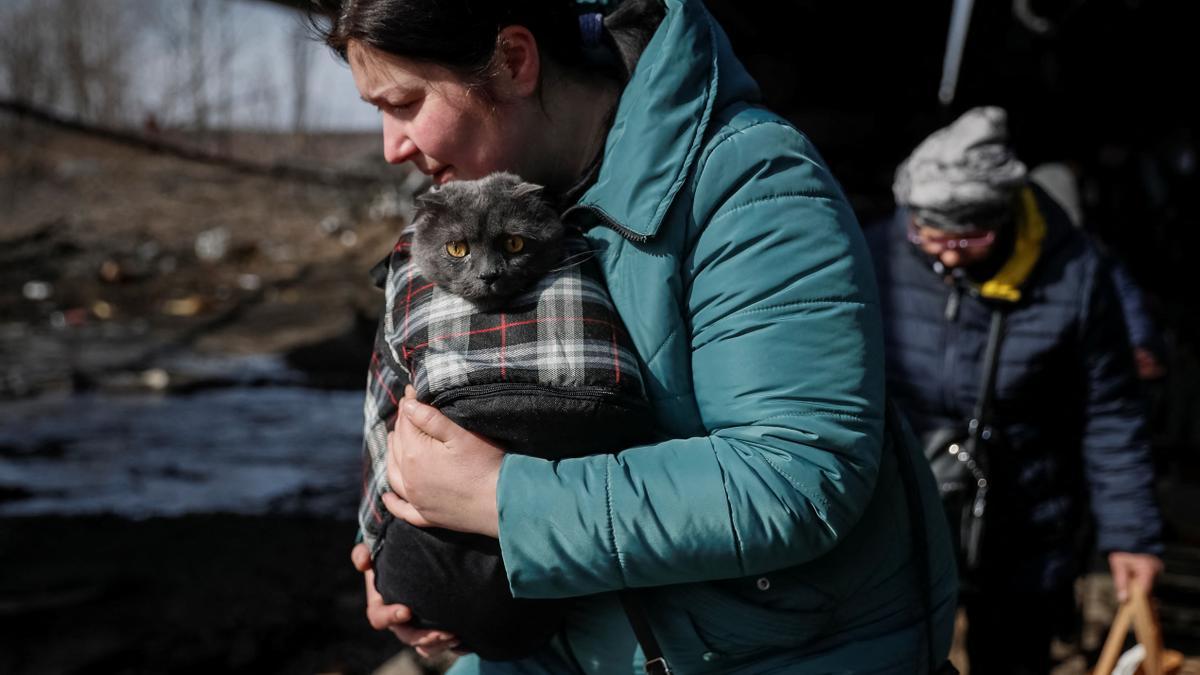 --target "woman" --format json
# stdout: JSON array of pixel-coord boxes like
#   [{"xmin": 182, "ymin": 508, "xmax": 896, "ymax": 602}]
[
  {"xmin": 871, "ymin": 107, "xmax": 1162, "ymax": 674},
  {"xmin": 314, "ymin": 1, "xmax": 957, "ymax": 672}
]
